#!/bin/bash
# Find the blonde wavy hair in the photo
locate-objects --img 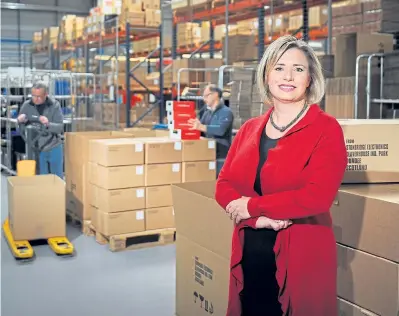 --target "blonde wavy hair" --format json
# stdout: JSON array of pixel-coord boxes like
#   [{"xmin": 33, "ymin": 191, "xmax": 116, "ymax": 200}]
[{"xmin": 256, "ymin": 35, "xmax": 325, "ymax": 105}]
